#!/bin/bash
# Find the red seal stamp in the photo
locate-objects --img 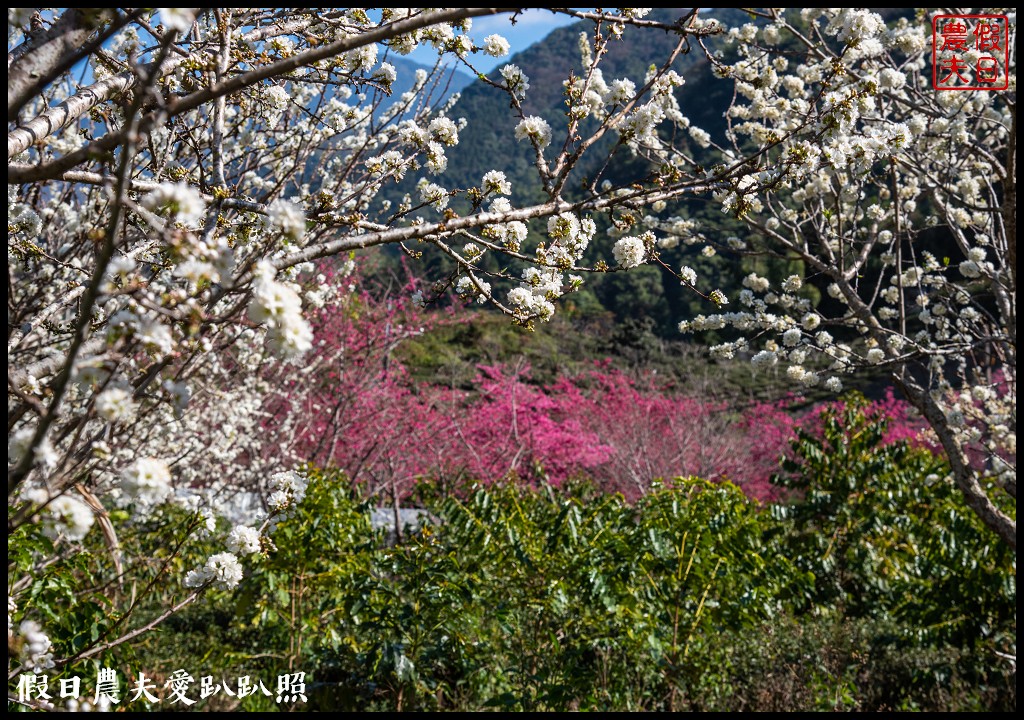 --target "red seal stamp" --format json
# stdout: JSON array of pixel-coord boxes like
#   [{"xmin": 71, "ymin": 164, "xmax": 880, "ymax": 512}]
[{"xmin": 932, "ymin": 14, "xmax": 1009, "ymax": 90}]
